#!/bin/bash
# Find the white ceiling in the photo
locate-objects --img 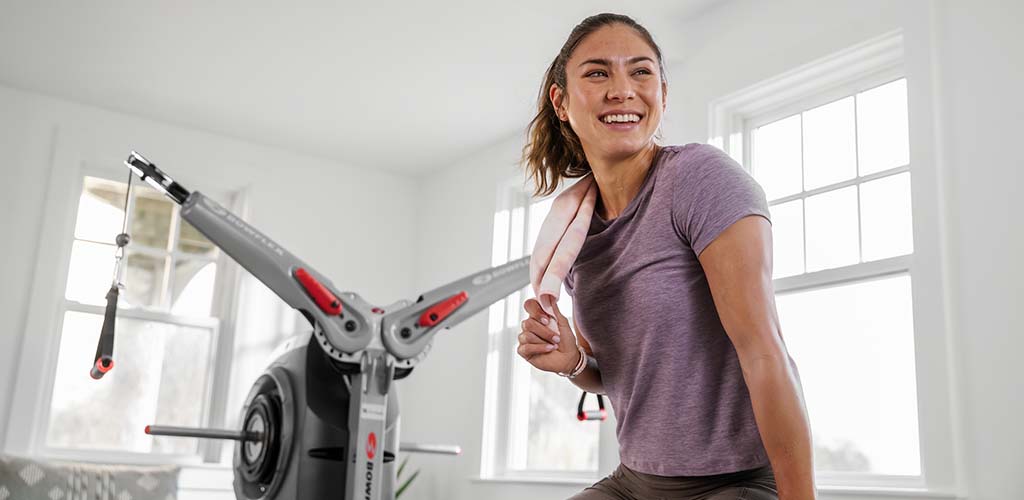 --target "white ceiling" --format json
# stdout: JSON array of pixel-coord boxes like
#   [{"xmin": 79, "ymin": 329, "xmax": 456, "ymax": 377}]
[{"xmin": 0, "ymin": 0, "xmax": 725, "ymax": 175}]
